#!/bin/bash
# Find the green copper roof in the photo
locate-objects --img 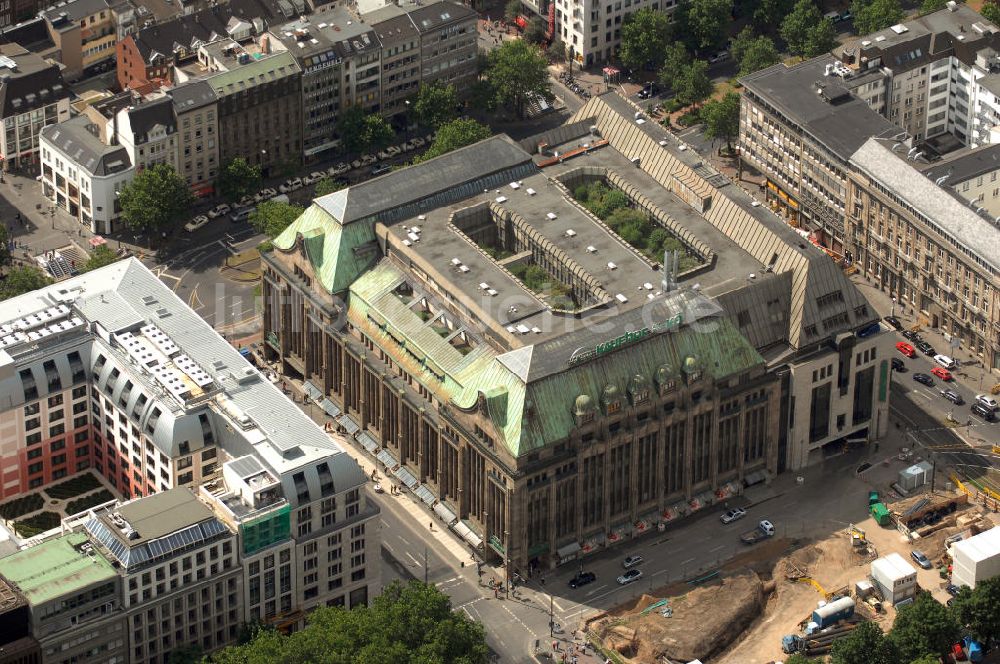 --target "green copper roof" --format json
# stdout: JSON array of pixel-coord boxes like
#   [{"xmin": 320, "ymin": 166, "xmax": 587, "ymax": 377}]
[
  {"xmin": 0, "ymin": 532, "xmax": 116, "ymax": 605},
  {"xmin": 453, "ymin": 317, "xmax": 765, "ymax": 456},
  {"xmin": 273, "ymin": 204, "xmax": 377, "ymax": 294}
]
